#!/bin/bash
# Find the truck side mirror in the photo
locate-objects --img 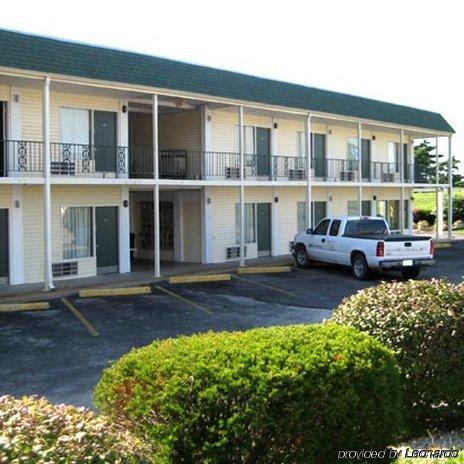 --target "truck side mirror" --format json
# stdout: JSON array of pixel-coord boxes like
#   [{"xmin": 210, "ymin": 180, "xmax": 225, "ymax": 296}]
[{"xmin": 306, "ymin": 228, "xmax": 313, "ymax": 235}]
